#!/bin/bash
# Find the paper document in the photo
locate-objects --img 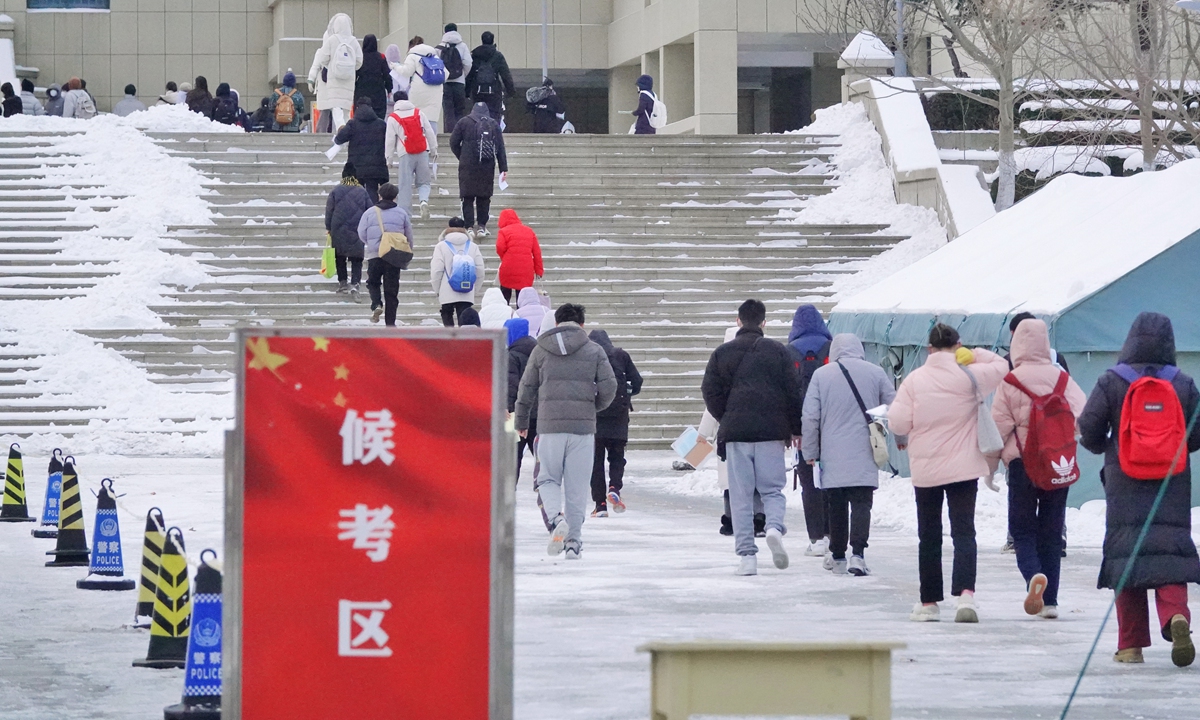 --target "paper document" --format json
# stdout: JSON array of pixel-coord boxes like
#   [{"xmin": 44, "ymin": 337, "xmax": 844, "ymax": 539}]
[
  {"xmin": 325, "ymin": 144, "xmax": 343, "ymax": 160},
  {"xmin": 498, "ymin": 175, "xmax": 509, "ymax": 191},
  {"xmin": 671, "ymin": 426, "xmax": 714, "ymax": 468},
  {"xmin": 867, "ymin": 404, "xmax": 889, "ymax": 419}
]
